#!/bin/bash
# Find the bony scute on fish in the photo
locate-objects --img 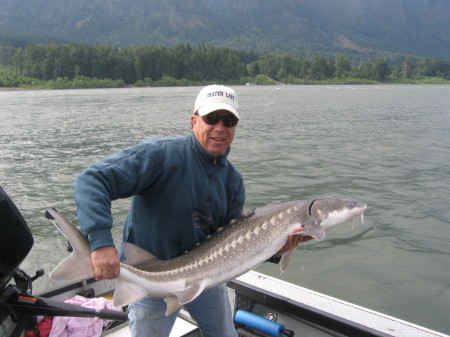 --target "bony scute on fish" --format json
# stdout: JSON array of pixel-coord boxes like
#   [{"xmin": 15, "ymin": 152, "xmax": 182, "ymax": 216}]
[{"xmin": 47, "ymin": 196, "xmax": 367, "ymax": 315}]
